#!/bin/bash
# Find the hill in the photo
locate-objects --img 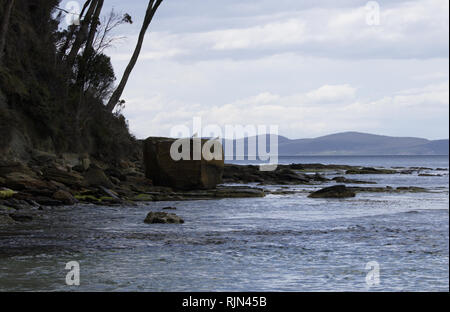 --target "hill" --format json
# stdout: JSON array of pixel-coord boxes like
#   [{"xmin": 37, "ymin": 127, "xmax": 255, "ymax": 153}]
[{"xmin": 224, "ymin": 132, "xmax": 449, "ymax": 156}]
